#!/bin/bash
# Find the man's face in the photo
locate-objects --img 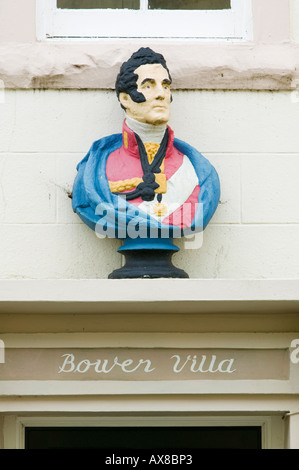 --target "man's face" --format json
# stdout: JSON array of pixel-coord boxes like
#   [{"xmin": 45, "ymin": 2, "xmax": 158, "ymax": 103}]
[{"xmin": 119, "ymin": 63, "xmax": 172, "ymax": 126}]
